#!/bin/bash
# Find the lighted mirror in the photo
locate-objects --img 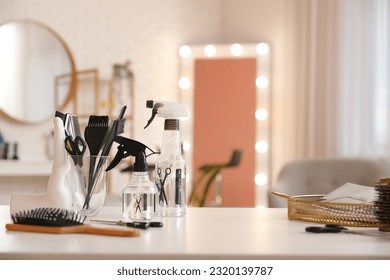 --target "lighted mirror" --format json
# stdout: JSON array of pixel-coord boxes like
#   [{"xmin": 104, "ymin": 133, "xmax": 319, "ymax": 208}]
[
  {"xmin": 179, "ymin": 43, "xmax": 271, "ymax": 207},
  {"xmin": 0, "ymin": 19, "xmax": 76, "ymax": 123}
]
